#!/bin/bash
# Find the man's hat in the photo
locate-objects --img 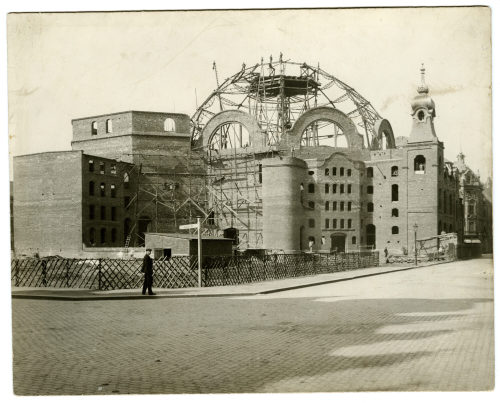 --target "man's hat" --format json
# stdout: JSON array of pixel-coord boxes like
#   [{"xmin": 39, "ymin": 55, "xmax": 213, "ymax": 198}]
[{"xmin": 146, "ymin": 248, "xmax": 152, "ymax": 252}]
